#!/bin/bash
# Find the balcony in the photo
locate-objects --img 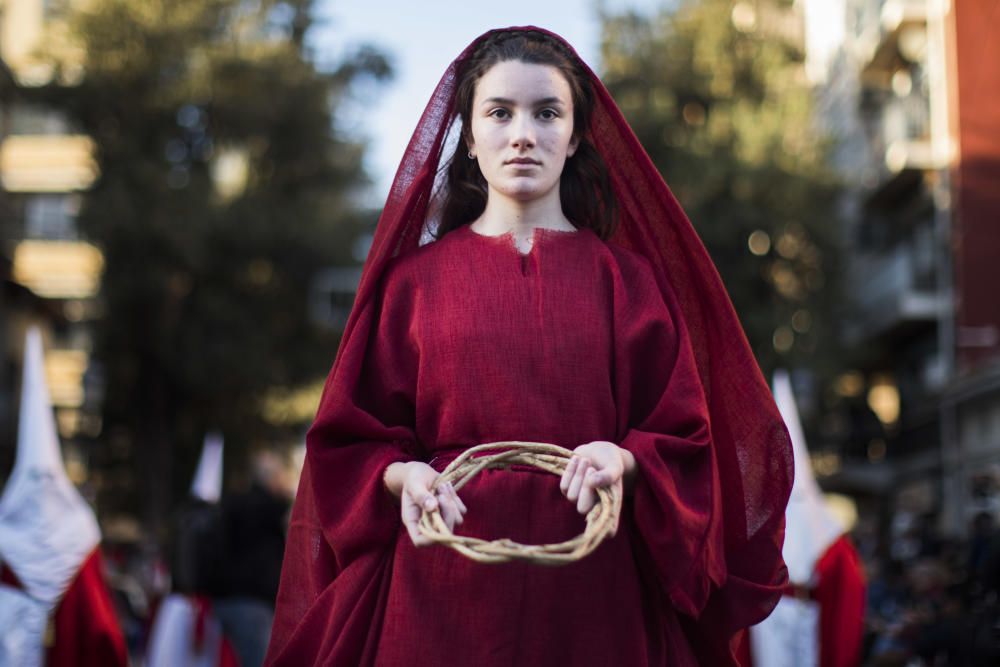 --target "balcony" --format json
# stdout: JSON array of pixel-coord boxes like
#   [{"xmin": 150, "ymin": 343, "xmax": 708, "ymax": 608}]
[
  {"xmin": 845, "ymin": 244, "xmax": 942, "ymax": 344},
  {"xmin": 858, "ymin": 0, "xmax": 950, "ymax": 178},
  {"xmin": 861, "ymin": 0, "xmax": 929, "ymax": 86},
  {"xmin": 1, "ymin": 0, "xmax": 85, "ymax": 86}
]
